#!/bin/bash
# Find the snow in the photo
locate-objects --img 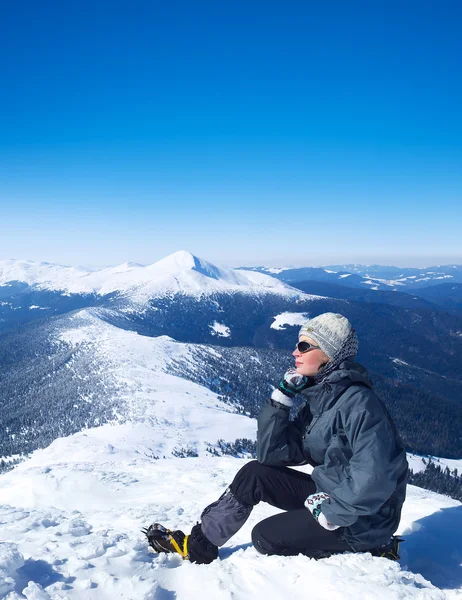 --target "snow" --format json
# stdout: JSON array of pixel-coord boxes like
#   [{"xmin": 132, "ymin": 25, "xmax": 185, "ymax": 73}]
[
  {"xmin": 392, "ymin": 358, "xmax": 411, "ymax": 367},
  {"xmin": 209, "ymin": 322, "xmax": 231, "ymax": 338},
  {"xmin": 407, "ymin": 453, "xmax": 462, "ymax": 475},
  {"xmin": 0, "ymin": 252, "xmax": 301, "ymax": 302},
  {"xmin": 262, "ymin": 267, "xmax": 289, "ymax": 274},
  {"xmin": 0, "ymin": 543, "xmax": 24, "ymax": 597},
  {"xmin": 338, "ymin": 273, "xmax": 352, "ymax": 278},
  {"xmin": 270, "ymin": 312, "xmax": 310, "ymax": 330},
  {"xmin": 55, "ymin": 309, "xmax": 255, "ymax": 447},
  {"xmin": 1, "ymin": 436, "xmax": 461, "ymax": 599}
]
